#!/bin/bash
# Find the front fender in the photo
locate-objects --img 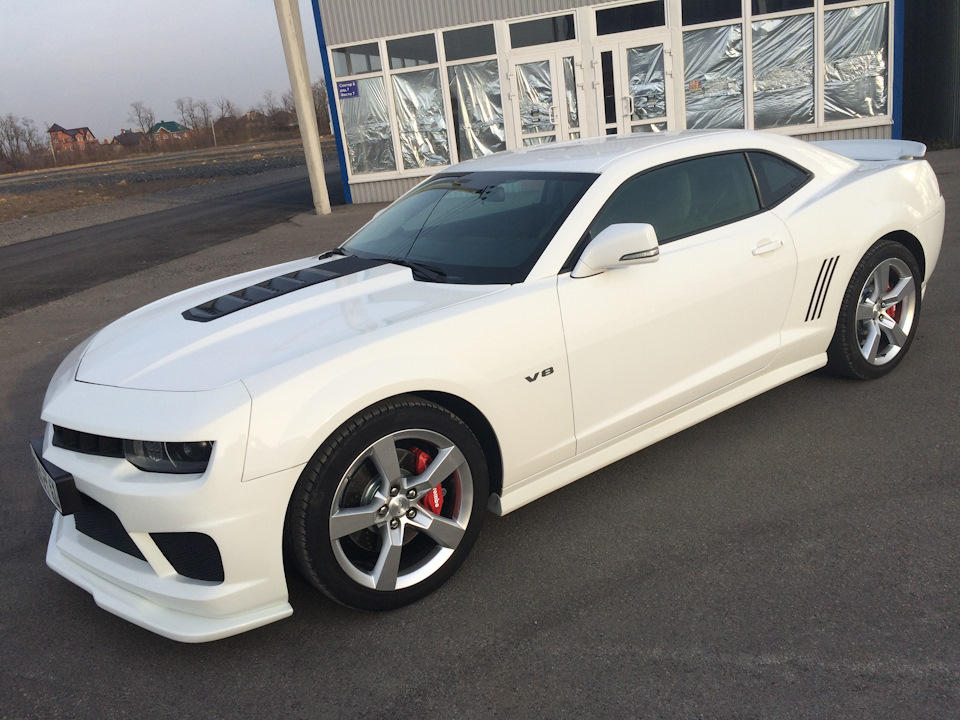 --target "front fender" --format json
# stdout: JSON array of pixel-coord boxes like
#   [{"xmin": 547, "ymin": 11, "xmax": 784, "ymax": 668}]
[{"xmin": 240, "ymin": 277, "xmax": 576, "ymax": 491}]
